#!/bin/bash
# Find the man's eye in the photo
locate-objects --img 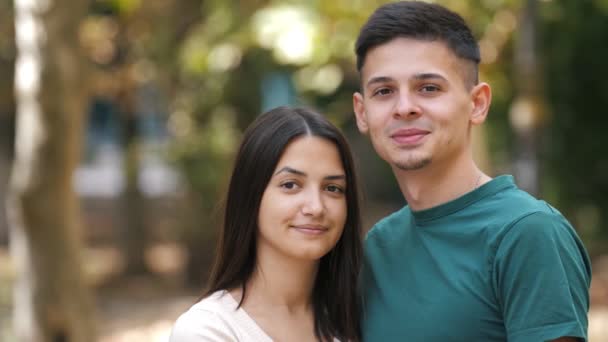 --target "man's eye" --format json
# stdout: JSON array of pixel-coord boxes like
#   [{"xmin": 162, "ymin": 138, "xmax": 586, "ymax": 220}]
[
  {"xmin": 373, "ymin": 88, "xmax": 392, "ymax": 96},
  {"xmin": 420, "ymin": 85, "xmax": 440, "ymax": 92}
]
